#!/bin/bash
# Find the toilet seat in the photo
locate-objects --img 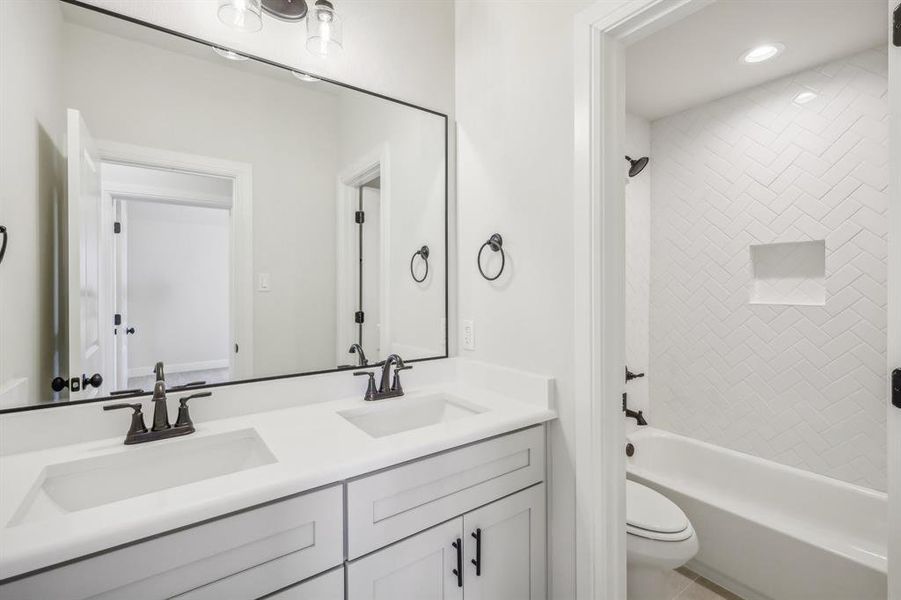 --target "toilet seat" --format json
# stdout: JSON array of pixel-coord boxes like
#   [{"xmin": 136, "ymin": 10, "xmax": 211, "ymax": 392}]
[{"xmin": 626, "ymin": 480, "xmax": 693, "ymax": 542}]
